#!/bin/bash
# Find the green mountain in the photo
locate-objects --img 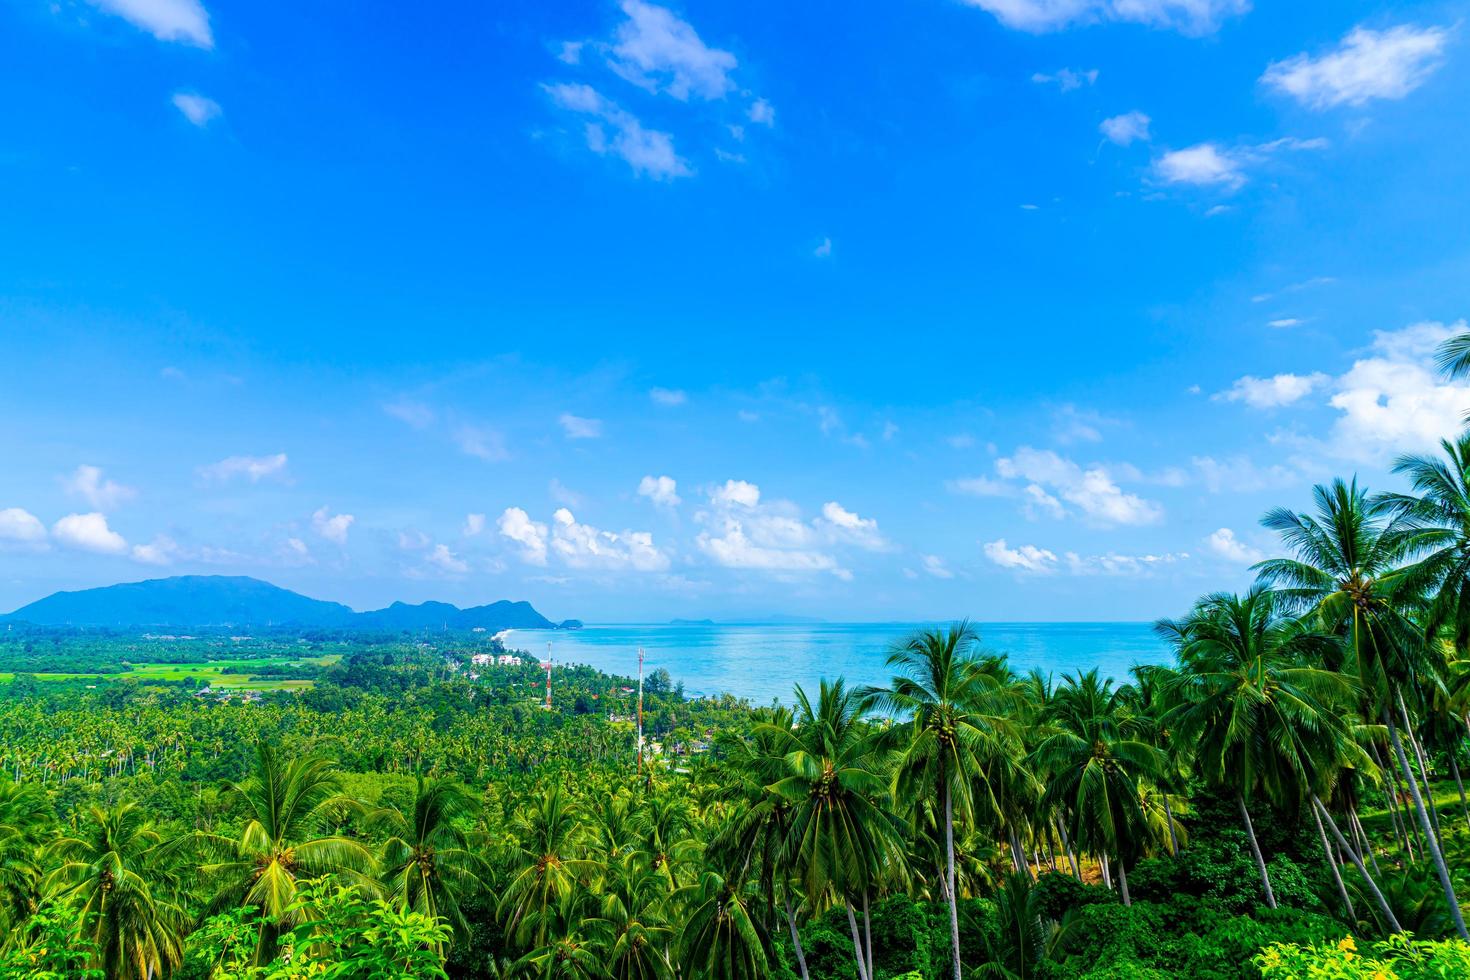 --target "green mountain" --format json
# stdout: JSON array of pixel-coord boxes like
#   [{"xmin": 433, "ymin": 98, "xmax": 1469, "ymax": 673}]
[{"xmin": 2, "ymin": 575, "xmax": 563, "ymax": 631}]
